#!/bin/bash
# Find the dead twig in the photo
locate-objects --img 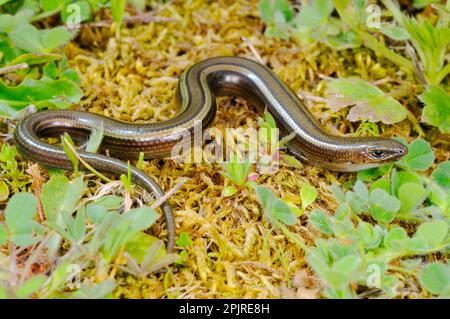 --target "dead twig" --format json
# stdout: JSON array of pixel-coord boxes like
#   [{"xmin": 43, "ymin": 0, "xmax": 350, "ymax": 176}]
[
  {"xmin": 405, "ymin": 42, "xmax": 427, "ymax": 87},
  {"xmin": 0, "ymin": 63, "xmax": 28, "ymax": 75},
  {"xmin": 150, "ymin": 178, "xmax": 188, "ymax": 209},
  {"xmin": 242, "ymin": 36, "xmax": 264, "ymax": 65}
]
